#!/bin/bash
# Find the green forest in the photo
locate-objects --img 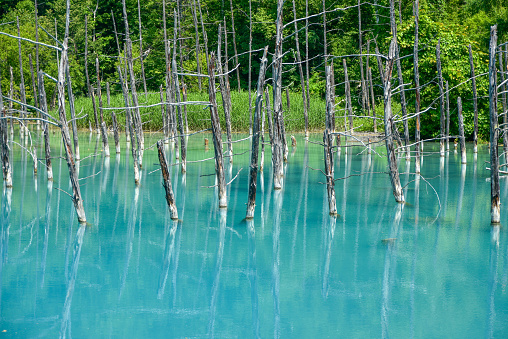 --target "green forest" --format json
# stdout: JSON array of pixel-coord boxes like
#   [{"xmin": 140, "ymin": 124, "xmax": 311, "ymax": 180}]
[{"xmin": 0, "ymin": 0, "xmax": 506, "ymax": 138}]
